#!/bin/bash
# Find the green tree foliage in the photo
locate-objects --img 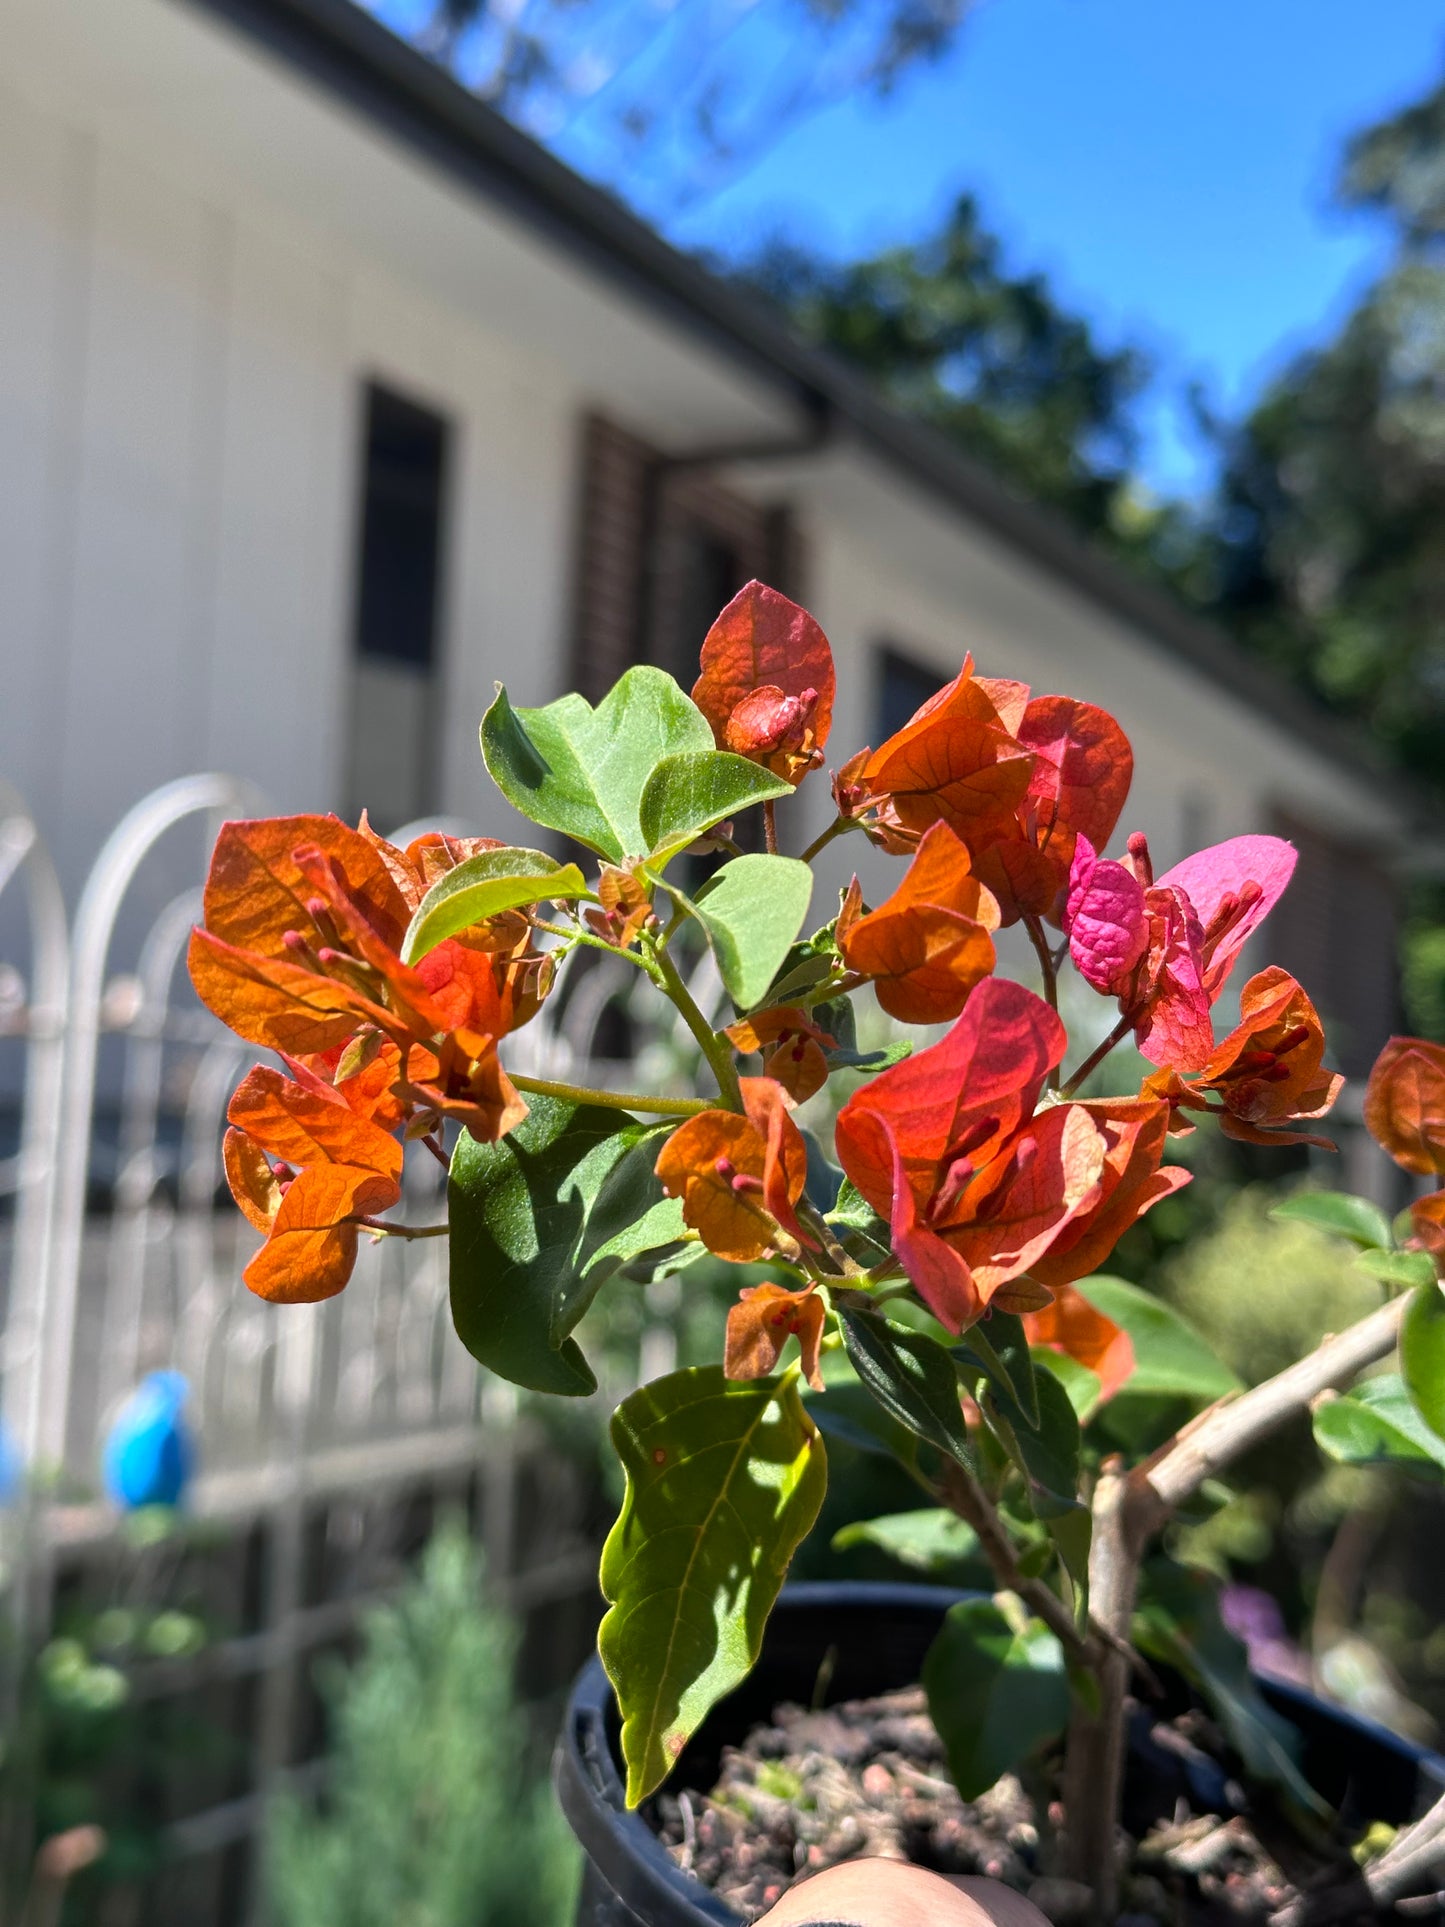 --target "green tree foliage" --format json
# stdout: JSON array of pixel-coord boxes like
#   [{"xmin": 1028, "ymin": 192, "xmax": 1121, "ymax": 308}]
[
  {"xmin": 1205, "ymin": 76, "xmax": 1445, "ymax": 800},
  {"xmin": 749, "ymin": 197, "xmax": 1148, "ymax": 540},
  {"xmin": 265, "ymin": 1526, "xmax": 577, "ymax": 1927}
]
